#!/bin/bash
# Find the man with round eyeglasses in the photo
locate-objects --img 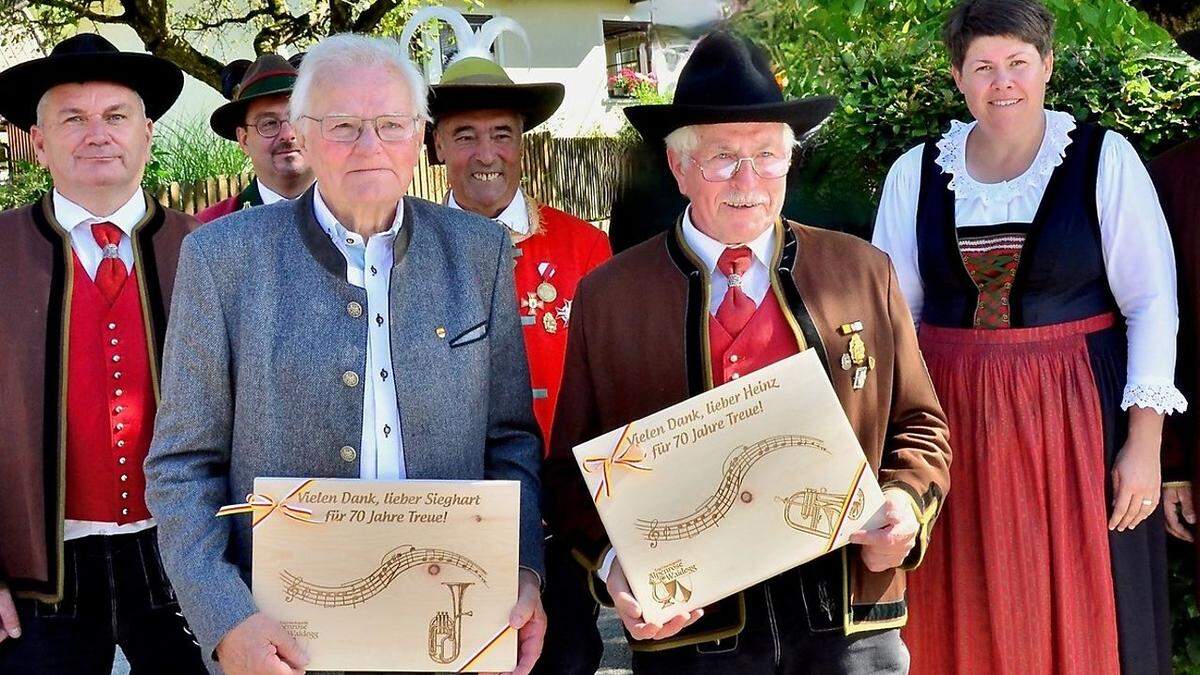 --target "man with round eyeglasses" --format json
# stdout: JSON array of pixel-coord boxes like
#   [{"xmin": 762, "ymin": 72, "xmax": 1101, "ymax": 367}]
[
  {"xmin": 198, "ymin": 53, "xmax": 314, "ymax": 223},
  {"xmin": 146, "ymin": 33, "xmax": 546, "ymax": 675},
  {"xmin": 544, "ymin": 31, "xmax": 949, "ymax": 674}
]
